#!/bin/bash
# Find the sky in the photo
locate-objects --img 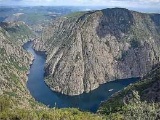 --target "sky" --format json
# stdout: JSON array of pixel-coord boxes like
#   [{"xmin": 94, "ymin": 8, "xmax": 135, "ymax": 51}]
[{"xmin": 0, "ymin": 0, "xmax": 160, "ymax": 8}]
